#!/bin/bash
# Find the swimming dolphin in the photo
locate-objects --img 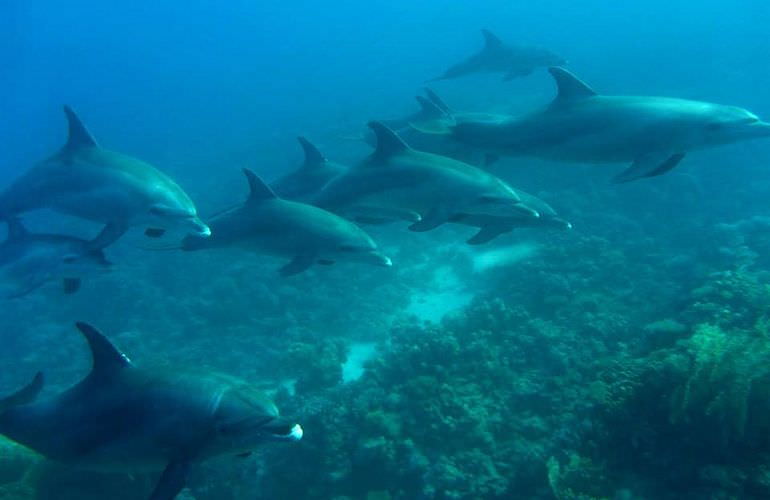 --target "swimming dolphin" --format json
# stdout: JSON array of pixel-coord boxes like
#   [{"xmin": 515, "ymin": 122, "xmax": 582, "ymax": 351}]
[
  {"xmin": 449, "ymin": 189, "xmax": 572, "ymax": 244},
  {"xmin": 427, "ymin": 29, "xmax": 565, "ymax": 82},
  {"xmin": 270, "ymin": 137, "xmax": 348, "ymax": 202},
  {"xmin": 0, "ymin": 322, "xmax": 302, "ymax": 500},
  {"xmin": 313, "ymin": 122, "xmax": 538, "ymax": 233},
  {"xmin": 0, "ymin": 218, "xmax": 111, "ymax": 298},
  {"xmin": 440, "ymin": 67, "xmax": 770, "ymax": 182},
  {"xmin": 182, "ymin": 169, "xmax": 392, "ymax": 276},
  {"xmin": 0, "ymin": 106, "xmax": 210, "ymax": 247}
]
